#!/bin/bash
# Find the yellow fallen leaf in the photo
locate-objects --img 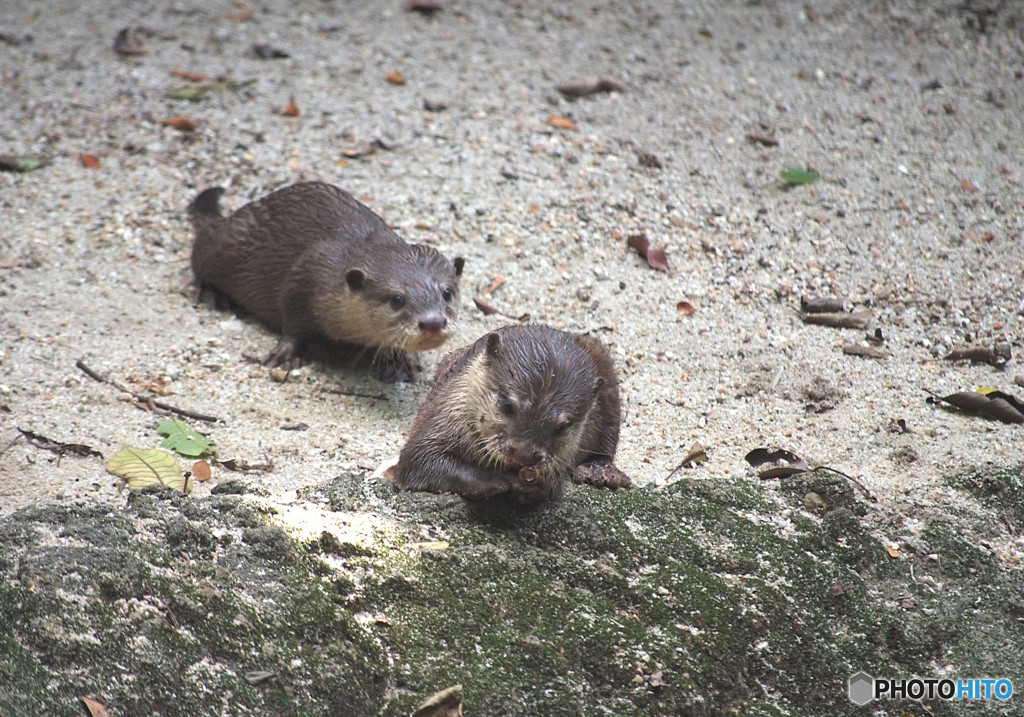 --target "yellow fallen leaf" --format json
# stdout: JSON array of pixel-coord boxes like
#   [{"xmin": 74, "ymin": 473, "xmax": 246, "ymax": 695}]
[{"xmin": 107, "ymin": 447, "xmax": 189, "ymax": 493}]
